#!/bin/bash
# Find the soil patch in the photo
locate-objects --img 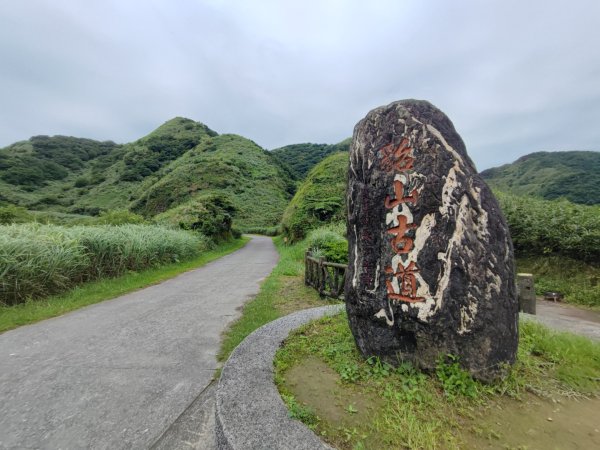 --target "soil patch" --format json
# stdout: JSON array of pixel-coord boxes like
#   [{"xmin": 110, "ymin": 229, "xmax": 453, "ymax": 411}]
[
  {"xmin": 465, "ymin": 394, "xmax": 600, "ymax": 449},
  {"xmin": 284, "ymin": 356, "xmax": 384, "ymax": 449},
  {"xmin": 284, "ymin": 356, "xmax": 600, "ymax": 449}
]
